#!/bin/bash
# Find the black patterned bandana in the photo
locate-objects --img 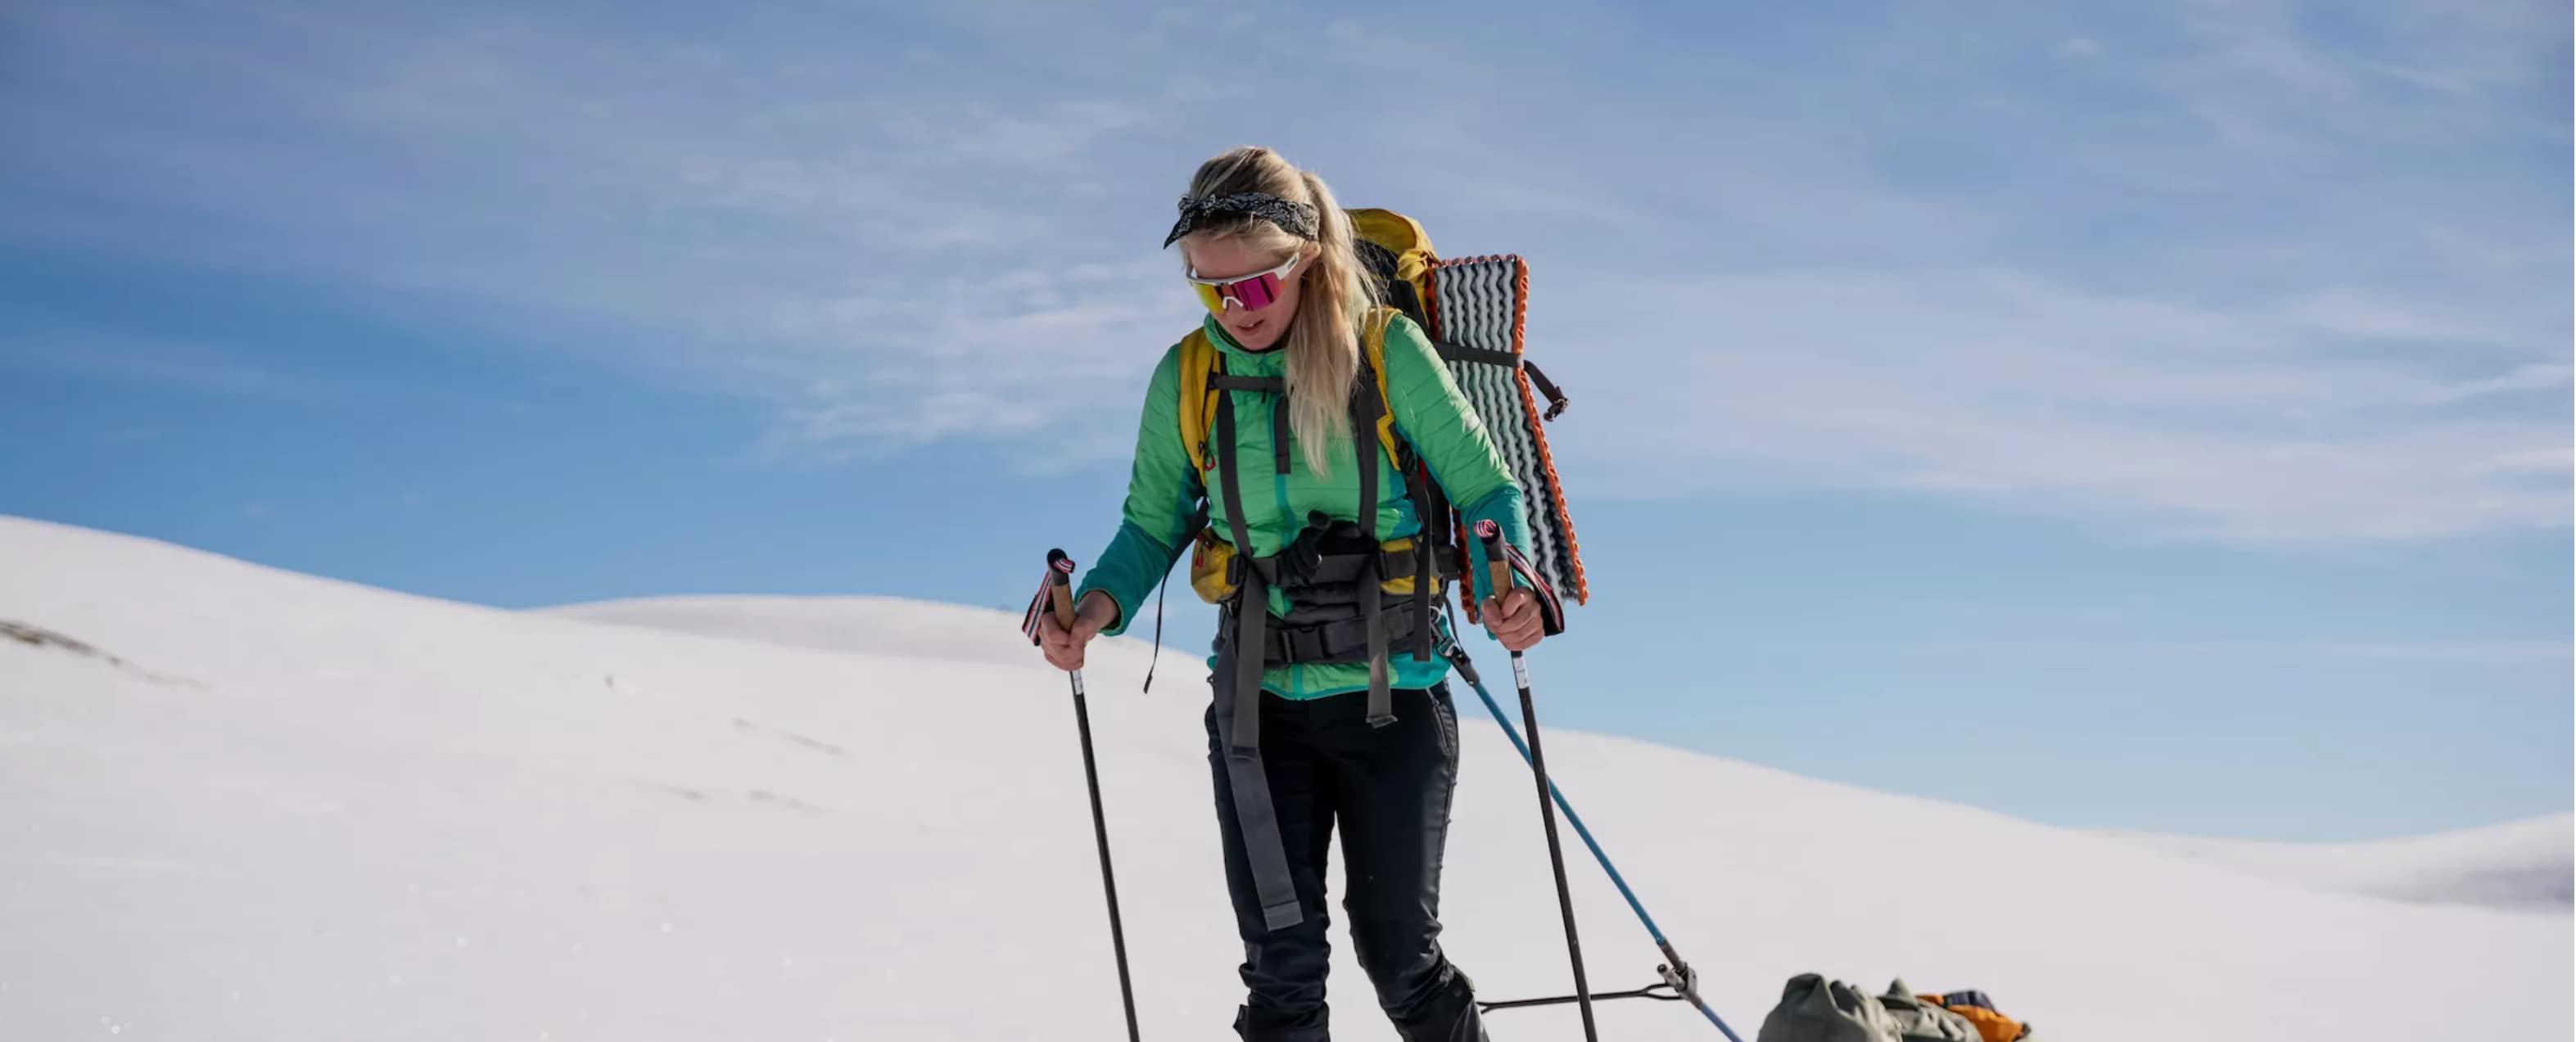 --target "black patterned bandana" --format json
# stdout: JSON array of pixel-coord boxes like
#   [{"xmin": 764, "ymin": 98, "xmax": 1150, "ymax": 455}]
[{"xmin": 1162, "ymin": 192, "xmax": 1321, "ymax": 248}]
